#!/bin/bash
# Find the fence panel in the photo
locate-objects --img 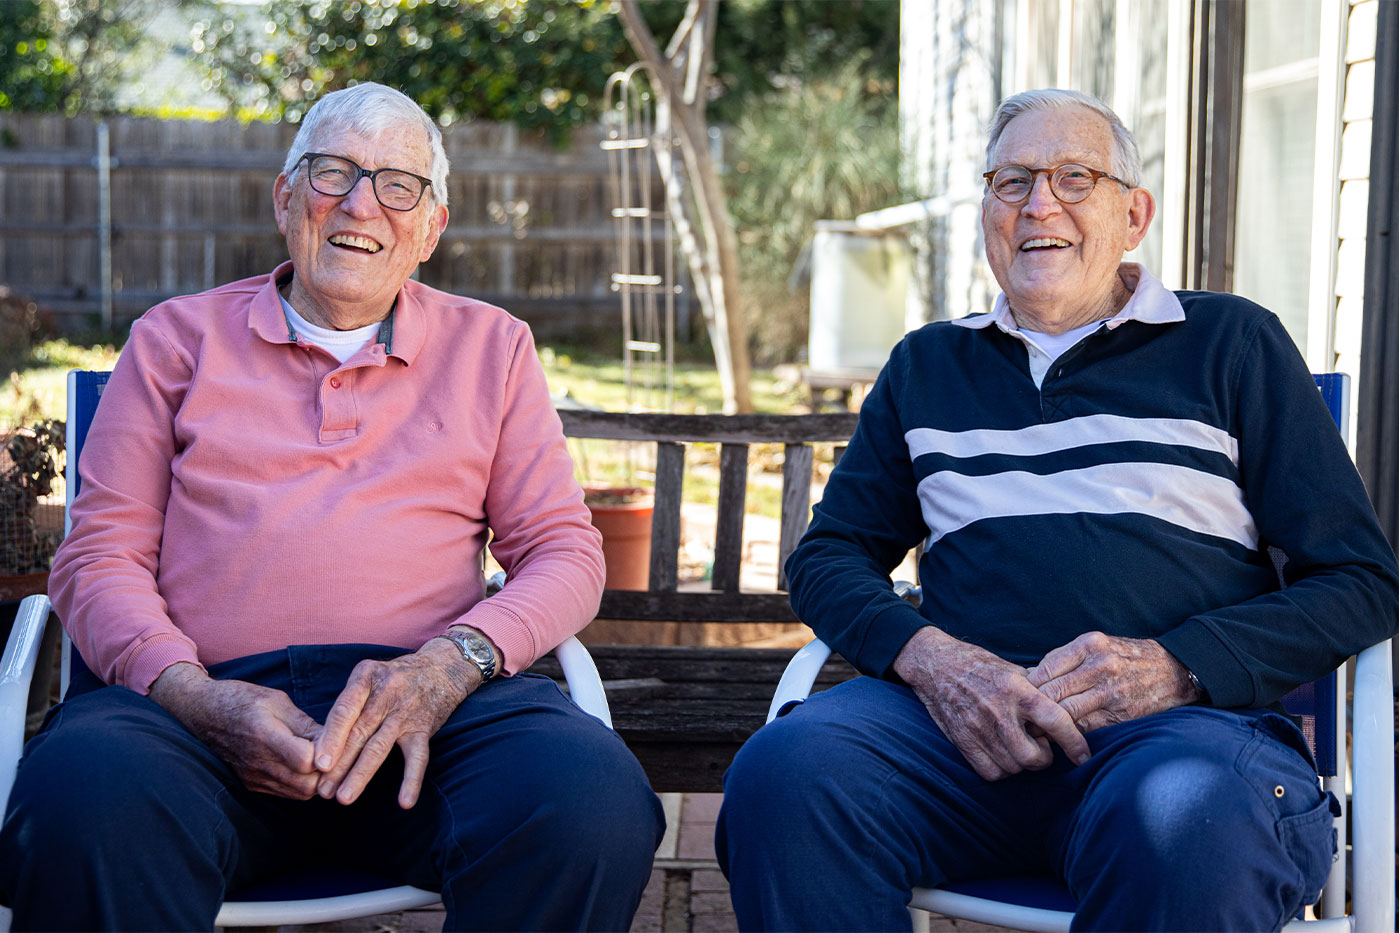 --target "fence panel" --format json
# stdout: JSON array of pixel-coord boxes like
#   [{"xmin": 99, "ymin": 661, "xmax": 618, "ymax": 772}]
[{"xmin": 0, "ymin": 112, "xmax": 654, "ymax": 341}]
